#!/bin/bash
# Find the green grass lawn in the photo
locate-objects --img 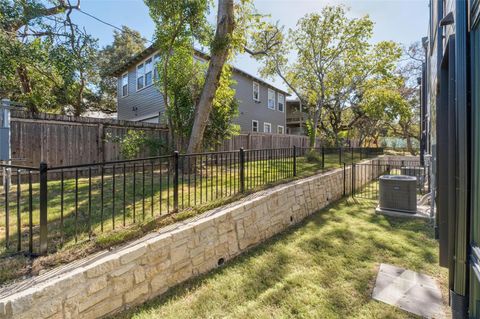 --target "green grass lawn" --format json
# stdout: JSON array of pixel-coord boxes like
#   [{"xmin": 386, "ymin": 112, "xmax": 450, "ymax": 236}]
[{"xmin": 113, "ymin": 197, "xmax": 447, "ymax": 319}]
